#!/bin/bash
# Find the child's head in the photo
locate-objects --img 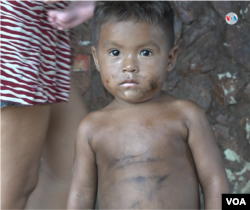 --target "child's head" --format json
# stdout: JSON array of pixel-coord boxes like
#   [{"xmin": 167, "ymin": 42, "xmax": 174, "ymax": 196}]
[
  {"xmin": 92, "ymin": 1, "xmax": 175, "ymax": 50},
  {"xmin": 91, "ymin": 1, "xmax": 178, "ymax": 104}
]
